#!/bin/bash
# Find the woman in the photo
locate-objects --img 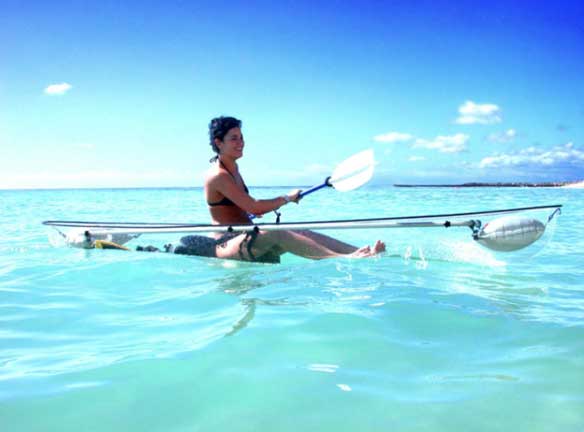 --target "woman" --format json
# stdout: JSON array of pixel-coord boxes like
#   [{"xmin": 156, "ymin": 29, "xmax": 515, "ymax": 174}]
[{"xmin": 173, "ymin": 116, "xmax": 385, "ymax": 263}]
